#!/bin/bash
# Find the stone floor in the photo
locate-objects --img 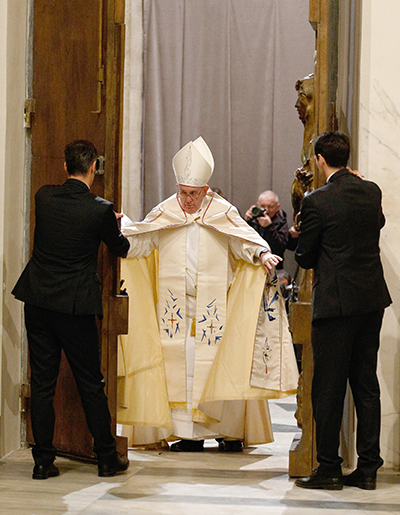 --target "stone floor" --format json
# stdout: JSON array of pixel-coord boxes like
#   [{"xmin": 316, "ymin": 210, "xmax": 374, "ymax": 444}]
[{"xmin": 1, "ymin": 397, "xmax": 399, "ymax": 515}]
